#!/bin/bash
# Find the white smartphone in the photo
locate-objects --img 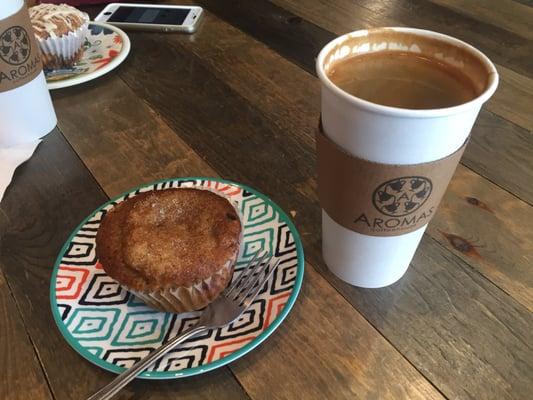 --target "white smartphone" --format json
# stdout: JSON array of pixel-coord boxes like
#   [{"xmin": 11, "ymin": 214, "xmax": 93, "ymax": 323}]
[{"xmin": 94, "ymin": 3, "xmax": 203, "ymax": 33}]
